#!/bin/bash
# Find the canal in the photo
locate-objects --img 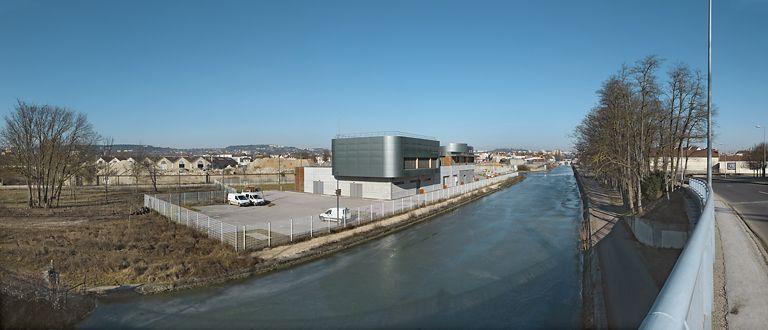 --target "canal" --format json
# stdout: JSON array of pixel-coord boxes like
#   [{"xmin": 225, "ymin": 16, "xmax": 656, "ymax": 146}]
[{"xmin": 80, "ymin": 166, "xmax": 583, "ymax": 329}]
